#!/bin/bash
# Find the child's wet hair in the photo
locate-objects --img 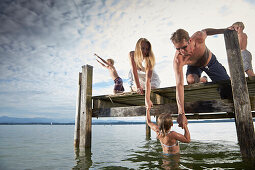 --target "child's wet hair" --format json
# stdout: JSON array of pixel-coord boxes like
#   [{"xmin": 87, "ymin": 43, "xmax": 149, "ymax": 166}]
[{"xmin": 157, "ymin": 113, "xmax": 173, "ymax": 137}]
